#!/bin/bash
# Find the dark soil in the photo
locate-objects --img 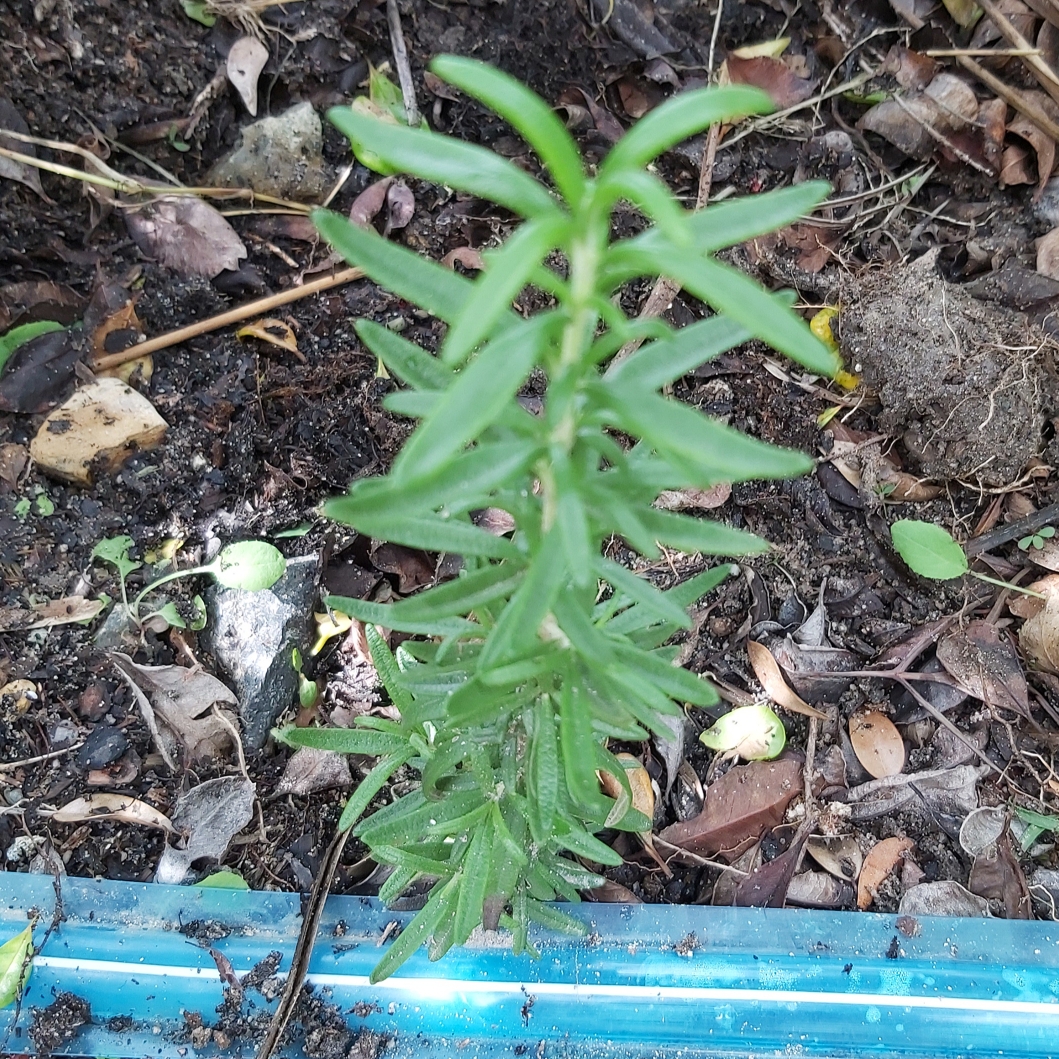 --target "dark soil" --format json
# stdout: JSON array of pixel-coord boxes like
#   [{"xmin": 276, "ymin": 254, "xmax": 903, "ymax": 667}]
[{"xmin": 4, "ymin": 0, "xmax": 1059, "ymax": 1052}]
